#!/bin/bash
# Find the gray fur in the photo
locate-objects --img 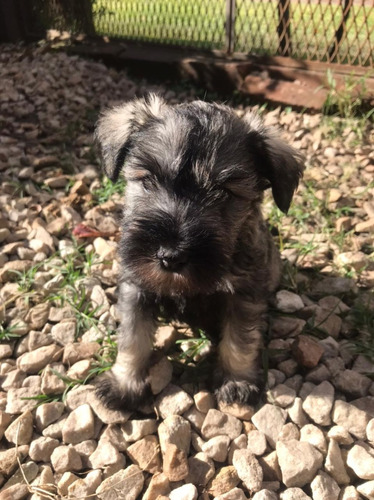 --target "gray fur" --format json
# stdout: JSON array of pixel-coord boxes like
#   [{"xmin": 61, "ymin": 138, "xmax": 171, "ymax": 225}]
[{"xmin": 95, "ymin": 95, "xmax": 304, "ymax": 410}]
